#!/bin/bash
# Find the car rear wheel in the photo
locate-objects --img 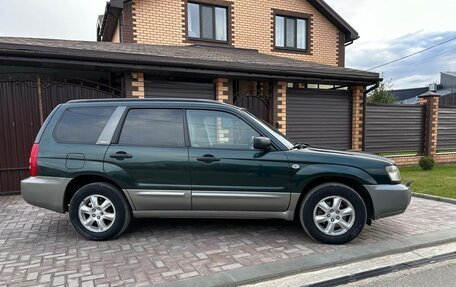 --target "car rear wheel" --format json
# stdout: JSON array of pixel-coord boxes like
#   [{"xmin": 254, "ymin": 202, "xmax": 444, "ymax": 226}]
[
  {"xmin": 69, "ymin": 182, "xmax": 131, "ymax": 240},
  {"xmin": 299, "ymin": 183, "xmax": 366, "ymax": 244}
]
